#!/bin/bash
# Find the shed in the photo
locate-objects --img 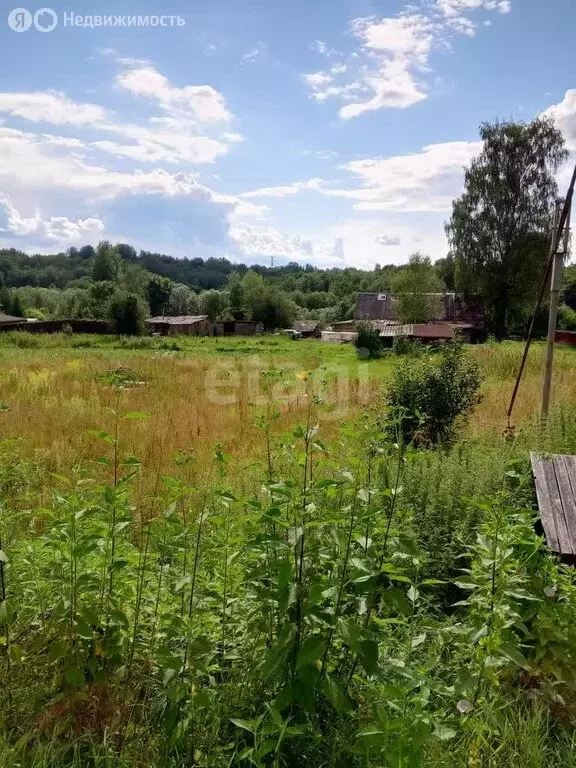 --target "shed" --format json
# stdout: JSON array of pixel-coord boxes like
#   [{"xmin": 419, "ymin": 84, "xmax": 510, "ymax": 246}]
[
  {"xmin": 291, "ymin": 321, "xmax": 322, "ymax": 339},
  {"xmin": 555, "ymin": 330, "xmax": 576, "ymax": 346},
  {"xmin": 531, "ymin": 452, "xmax": 576, "ymax": 564},
  {"xmin": 379, "ymin": 323, "xmax": 467, "ymax": 347},
  {"xmin": 0, "ymin": 312, "xmax": 26, "ymax": 331},
  {"xmin": 213, "ymin": 321, "xmax": 264, "ymax": 337},
  {"xmin": 148, "ymin": 315, "xmax": 212, "ymax": 337}
]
